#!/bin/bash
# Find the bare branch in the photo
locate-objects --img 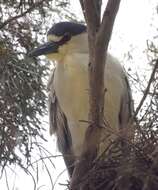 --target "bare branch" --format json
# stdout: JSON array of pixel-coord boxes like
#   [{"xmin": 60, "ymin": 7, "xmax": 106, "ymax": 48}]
[
  {"xmin": 70, "ymin": 0, "xmax": 122, "ymax": 189},
  {"xmin": 97, "ymin": 0, "xmax": 121, "ymax": 53},
  {"xmin": 79, "ymin": 0, "xmax": 84, "ymax": 11},
  {"xmin": 134, "ymin": 59, "xmax": 158, "ymax": 117},
  {"xmin": 80, "ymin": 0, "xmax": 101, "ymax": 36}
]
